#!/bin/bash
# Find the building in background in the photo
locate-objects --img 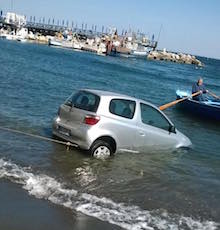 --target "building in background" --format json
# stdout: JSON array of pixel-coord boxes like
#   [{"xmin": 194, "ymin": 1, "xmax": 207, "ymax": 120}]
[{"xmin": 5, "ymin": 12, "xmax": 26, "ymax": 27}]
